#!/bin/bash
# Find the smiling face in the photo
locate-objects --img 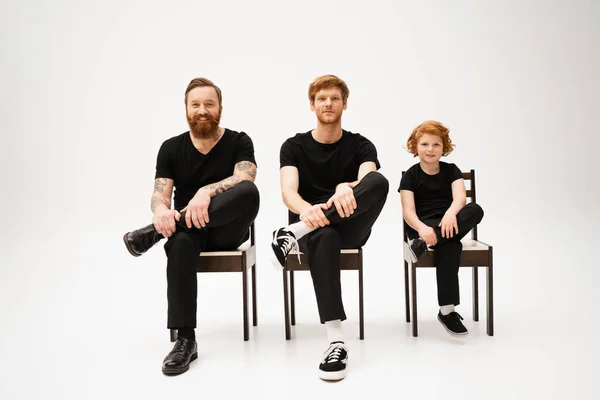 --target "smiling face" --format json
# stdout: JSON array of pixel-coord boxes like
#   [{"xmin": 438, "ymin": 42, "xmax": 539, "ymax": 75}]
[
  {"xmin": 185, "ymin": 86, "xmax": 222, "ymax": 139},
  {"xmin": 416, "ymin": 133, "xmax": 444, "ymax": 165},
  {"xmin": 310, "ymin": 86, "xmax": 347, "ymax": 125}
]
